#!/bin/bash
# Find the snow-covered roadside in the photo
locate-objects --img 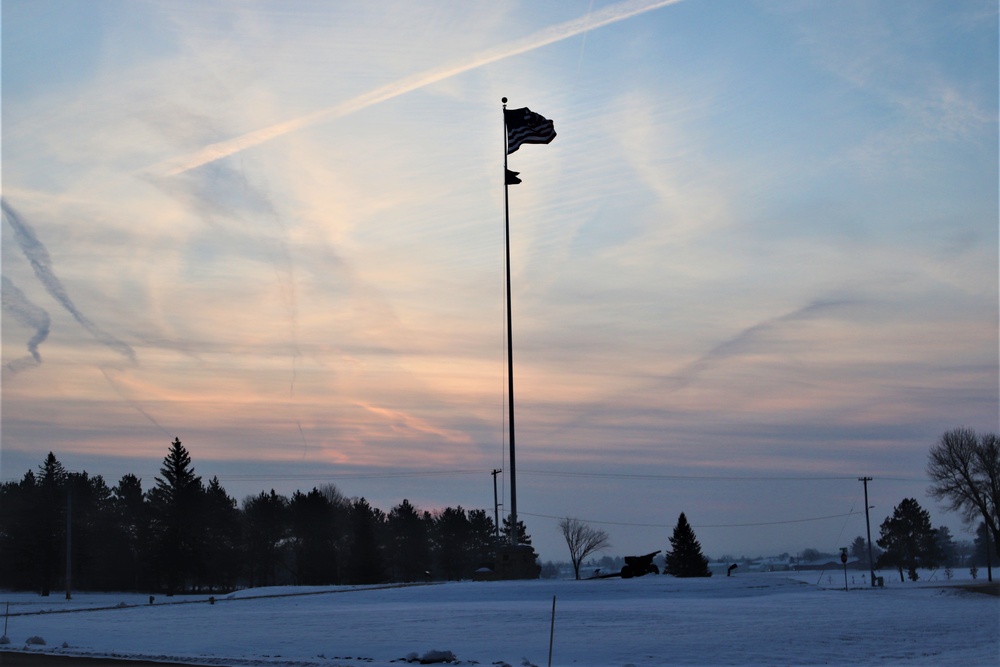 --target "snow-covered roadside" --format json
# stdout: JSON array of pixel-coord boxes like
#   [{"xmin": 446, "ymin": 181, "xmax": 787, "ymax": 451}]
[{"xmin": 1, "ymin": 572, "xmax": 997, "ymax": 667}]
